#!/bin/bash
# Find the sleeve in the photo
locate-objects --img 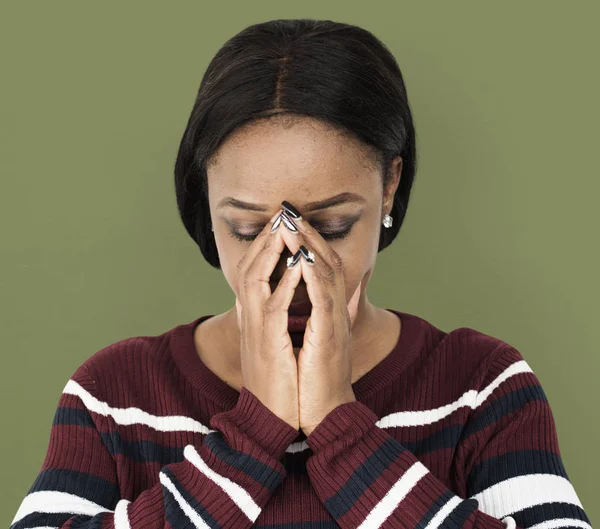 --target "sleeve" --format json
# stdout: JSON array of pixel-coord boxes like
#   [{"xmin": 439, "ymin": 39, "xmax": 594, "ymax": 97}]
[
  {"xmin": 303, "ymin": 346, "xmax": 592, "ymax": 529},
  {"xmin": 9, "ymin": 364, "xmax": 300, "ymax": 529}
]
